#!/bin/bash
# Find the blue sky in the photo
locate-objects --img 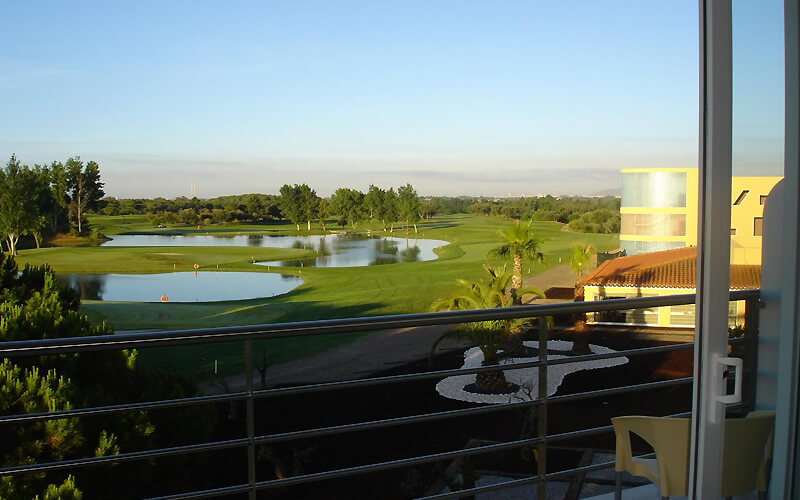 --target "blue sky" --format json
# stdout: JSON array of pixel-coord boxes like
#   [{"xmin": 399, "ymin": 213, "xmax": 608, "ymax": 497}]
[{"xmin": 0, "ymin": 1, "xmax": 783, "ymax": 198}]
